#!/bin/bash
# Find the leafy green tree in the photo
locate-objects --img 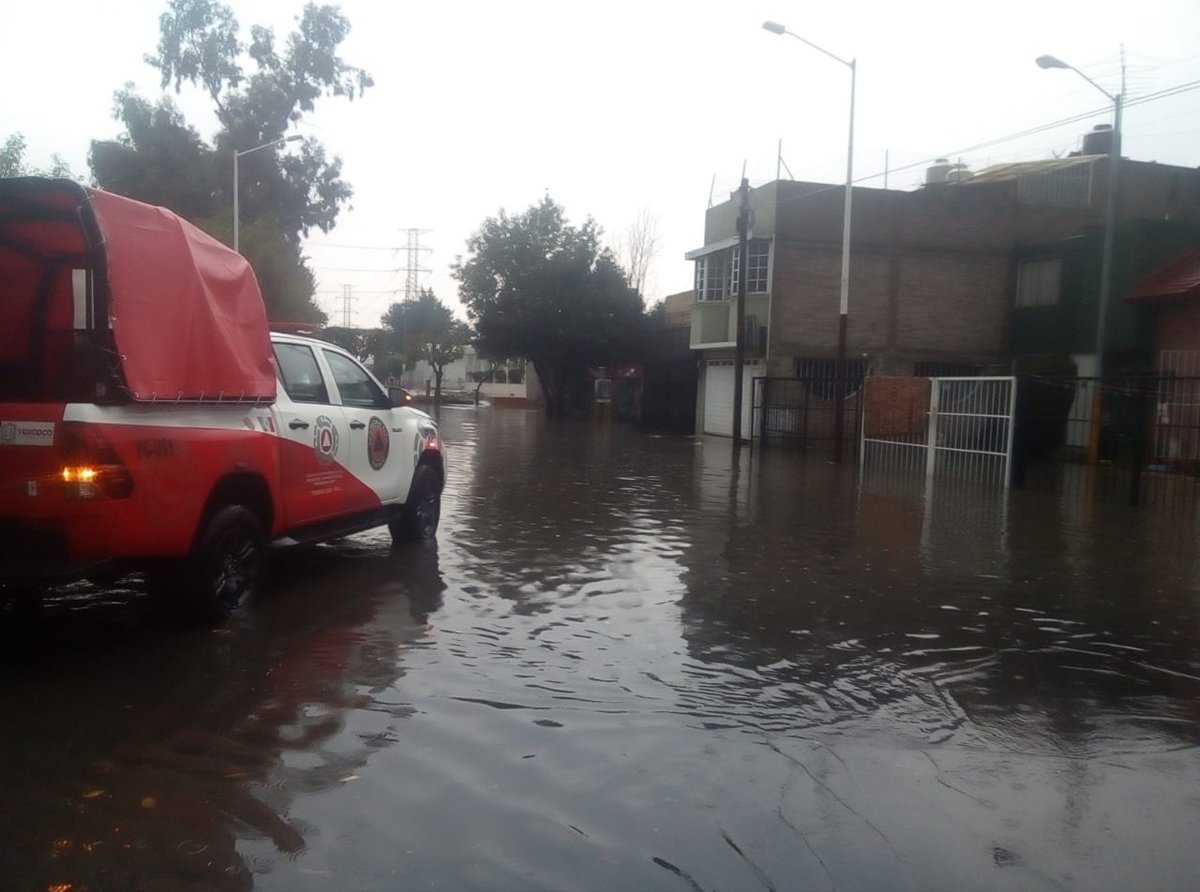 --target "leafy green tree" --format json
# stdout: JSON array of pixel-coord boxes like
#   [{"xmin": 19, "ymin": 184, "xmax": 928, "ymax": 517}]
[
  {"xmin": 381, "ymin": 289, "xmax": 471, "ymax": 403},
  {"xmin": 320, "ymin": 326, "xmax": 385, "ymax": 364},
  {"xmin": 1, "ymin": 132, "xmax": 75, "ymax": 178},
  {"xmin": 88, "ymin": 0, "xmax": 373, "ymax": 322},
  {"xmin": 452, "ymin": 196, "xmax": 644, "ymax": 415}
]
